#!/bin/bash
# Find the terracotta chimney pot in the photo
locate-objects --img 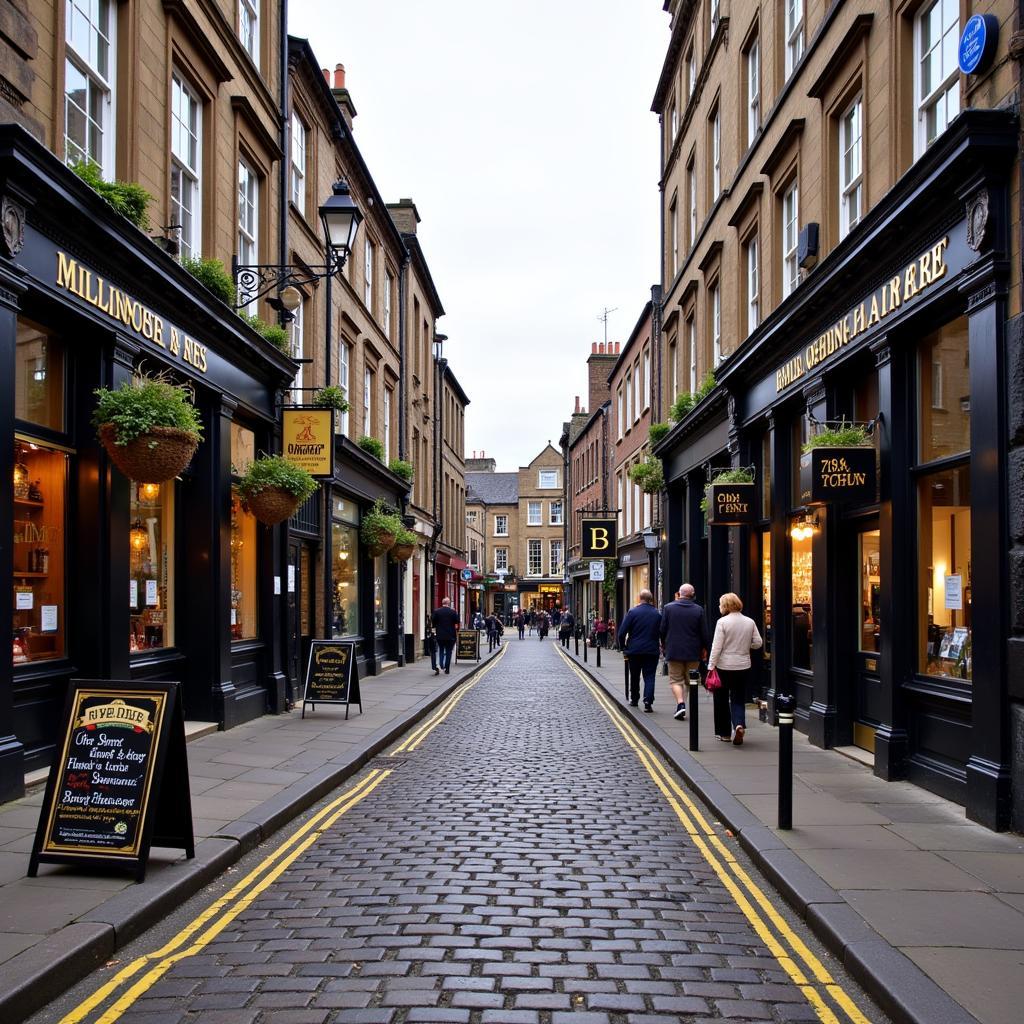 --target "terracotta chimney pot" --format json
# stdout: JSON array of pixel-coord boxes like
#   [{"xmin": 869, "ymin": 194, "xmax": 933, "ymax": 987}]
[
  {"xmin": 322, "ymin": 68, "xmax": 330, "ymax": 85},
  {"xmin": 334, "ymin": 63, "xmax": 346, "ymax": 89}
]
